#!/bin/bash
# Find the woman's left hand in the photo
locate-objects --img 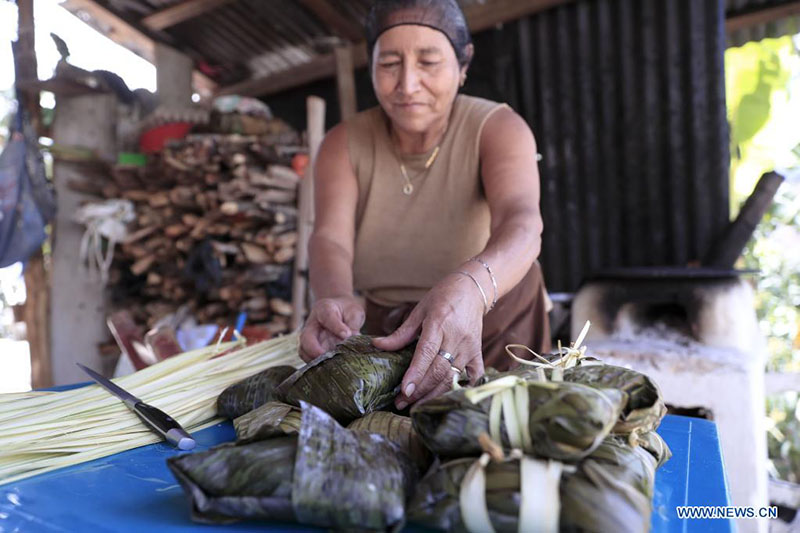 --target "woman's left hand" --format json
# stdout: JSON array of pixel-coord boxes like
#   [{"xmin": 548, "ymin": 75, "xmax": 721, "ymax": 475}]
[{"xmin": 371, "ymin": 273, "xmax": 486, "ymax": 409}]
